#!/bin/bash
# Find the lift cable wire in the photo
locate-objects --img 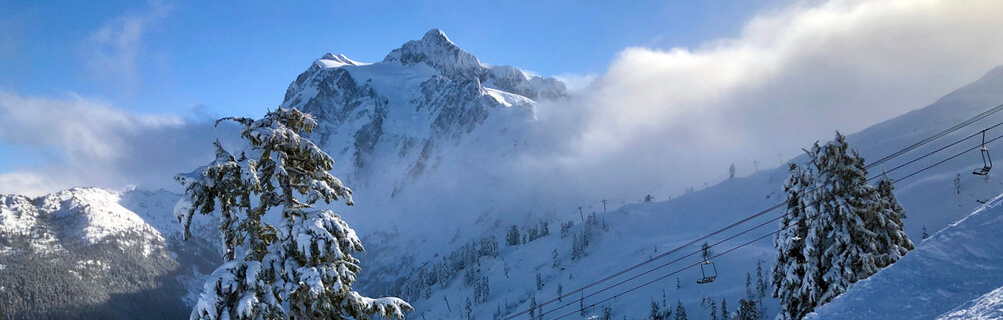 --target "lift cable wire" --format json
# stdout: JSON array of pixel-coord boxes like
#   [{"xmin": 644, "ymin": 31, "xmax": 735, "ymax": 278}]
[
  {"xmin": 538, "ymin": 129, "xmax": 1003, "ymax": 320},
  {"xmin": 549, "ymin": 232, "xmax": 779, "ymax": 320},
  {"xmin": 503, "ymin": 103, "xmax": 1003, "ymax": 320},
  {"xmin": 536, "ymin": 212, "xmax": 785, "ymax": 318},
  {"xmin": 865, "ymin": 102, "xmax": 1003, "ymax": 170},
  {"xmin": 866, "ymin": 121, "xmax": 1003, "ymax": 183}
]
